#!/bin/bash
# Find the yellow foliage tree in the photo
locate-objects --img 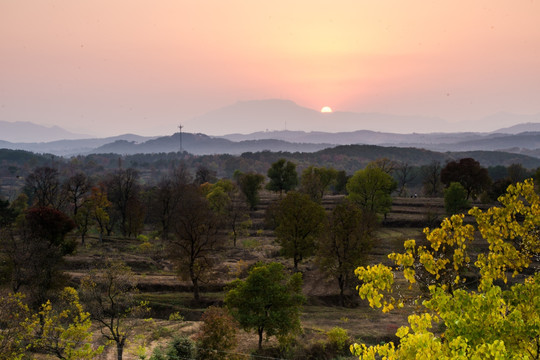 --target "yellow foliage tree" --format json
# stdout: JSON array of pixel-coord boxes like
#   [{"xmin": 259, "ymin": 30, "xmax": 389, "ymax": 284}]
[{"xmin": 352, "ymin": 179, "xmax": 540, "ymax": 359}]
